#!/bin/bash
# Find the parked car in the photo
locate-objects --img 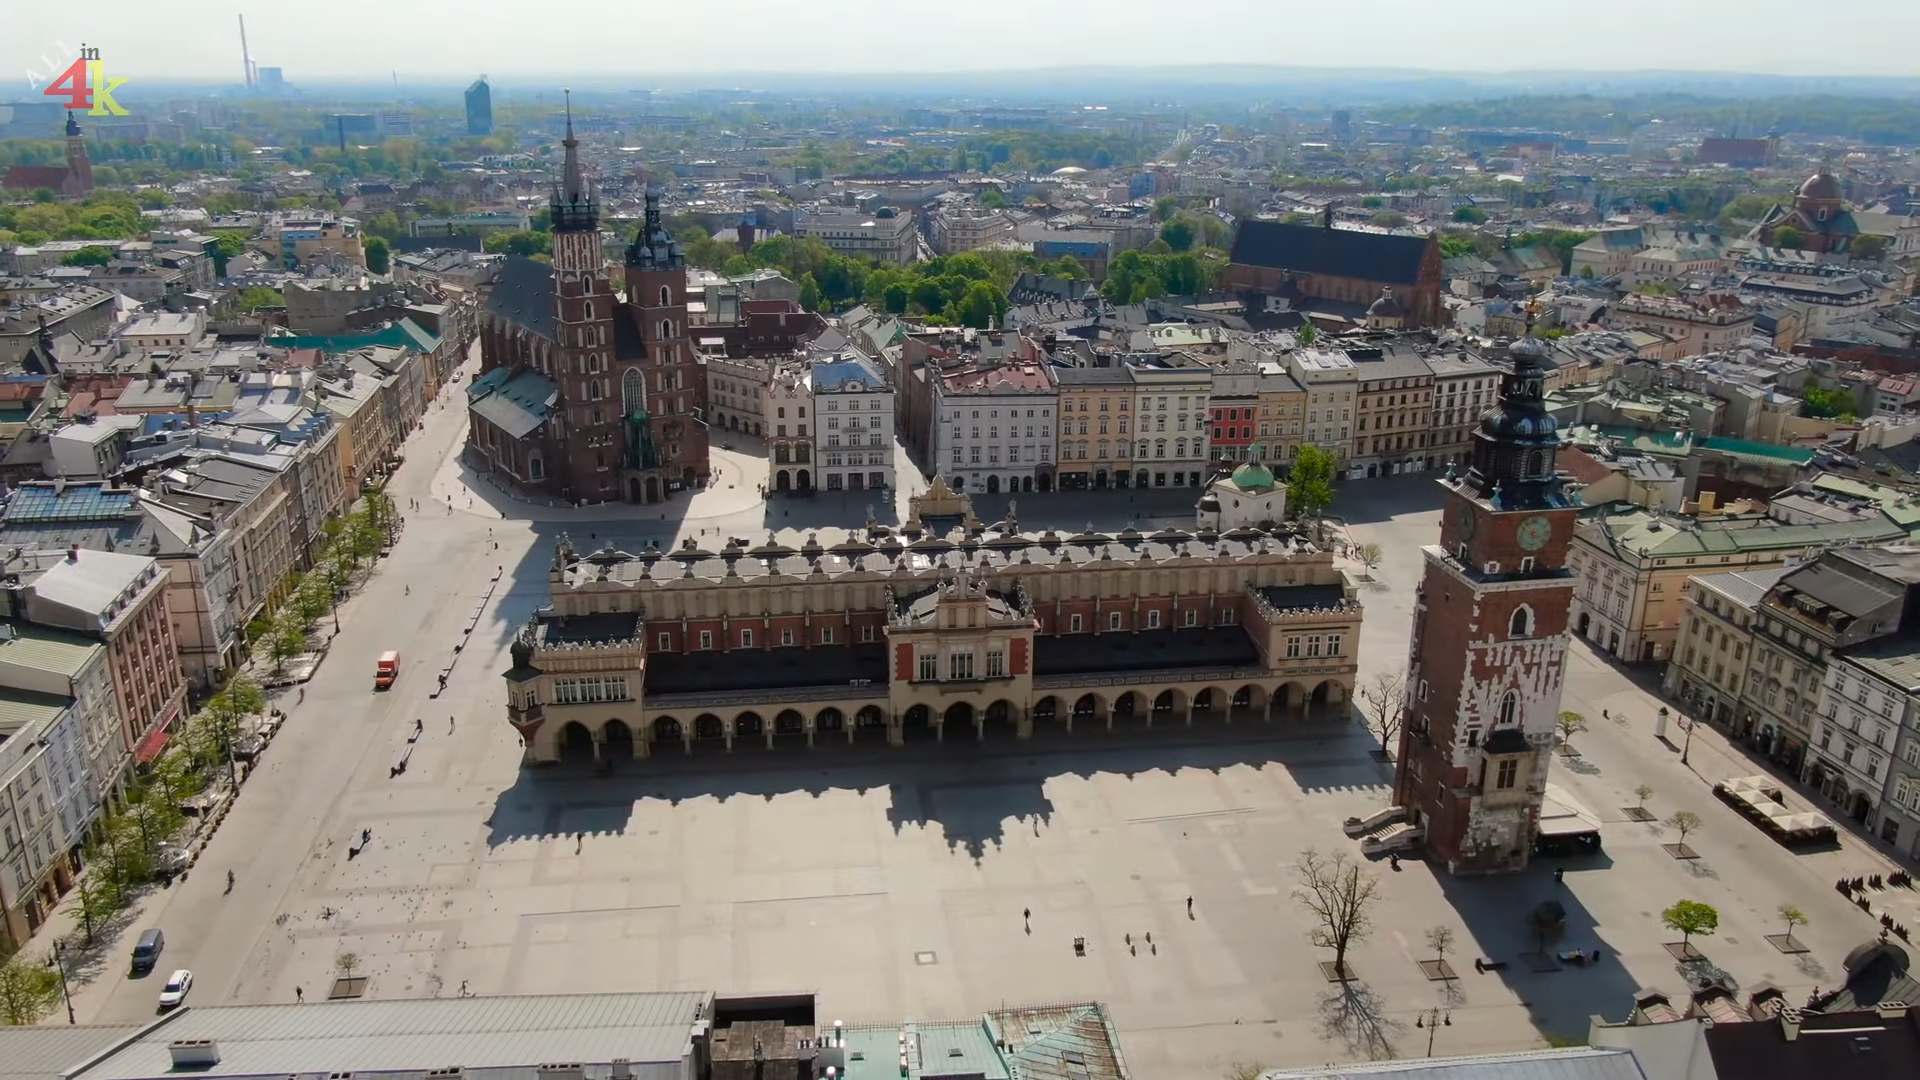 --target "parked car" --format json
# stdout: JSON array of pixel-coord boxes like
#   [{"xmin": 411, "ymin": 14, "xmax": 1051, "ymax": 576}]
[
  {"xmin": 129, "ymin": 928, "xmax": 165, "ymax": 974},
  {"xmin": 157, "ymin": 968, "xmax": 193, "ymax": 1009}
]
